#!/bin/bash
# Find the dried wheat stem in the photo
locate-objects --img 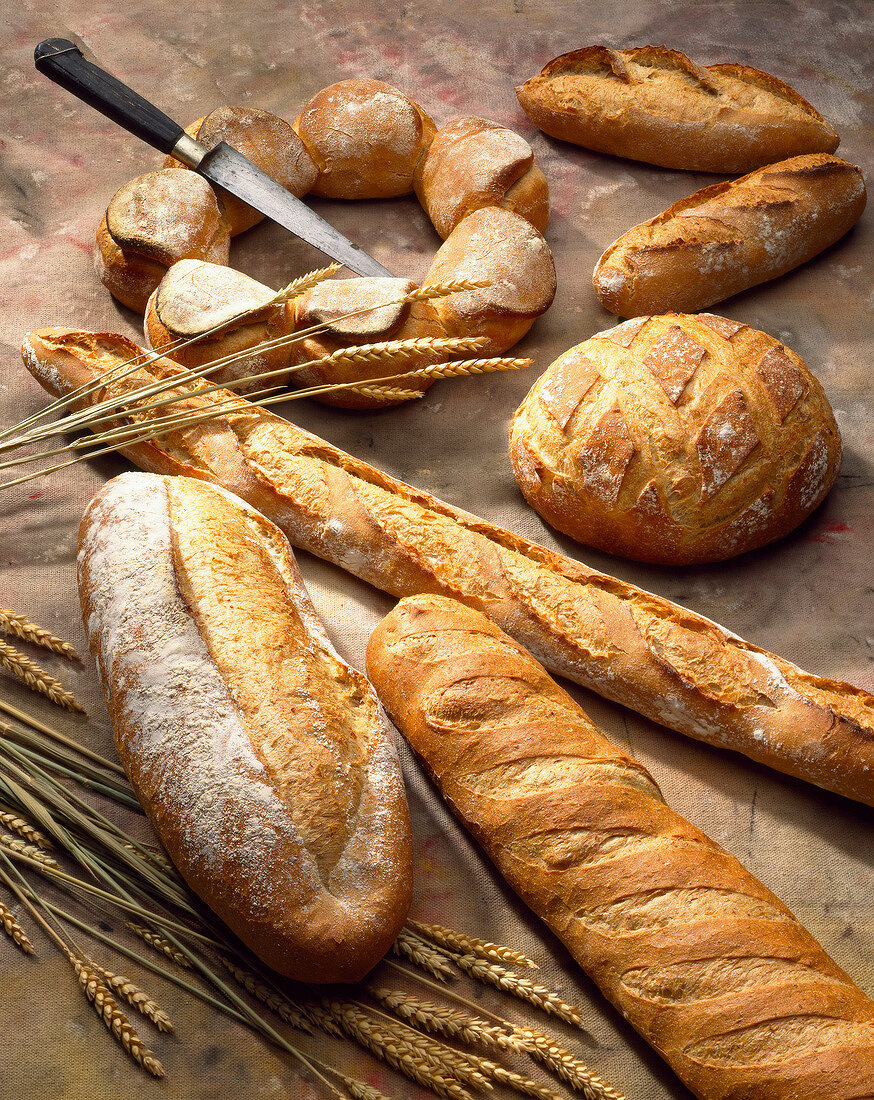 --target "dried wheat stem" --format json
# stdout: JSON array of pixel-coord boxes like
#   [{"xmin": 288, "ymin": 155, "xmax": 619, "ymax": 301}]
[
  {"xmin": 391, "ymin": 928, "xmax": 455, "ymax": 980},
  {"xmin": 86, "ymin": 957, "xmax": 174, "ymax": 1034},
  {"xmin": 0, "ymin": 898, "xmax": 34, "ymax": 953},
  {"xmin": 0, "ymin": 610, "xmax": 79, "ymax": 660},
  {"xmin": 68, "ymin": 951, "xmax": 164, "ymax": 1076},
  {"xmin": 407, "ymin": 920, "xmax": 539, "ymax": 970},
  {"xmin": 0, "ymin": 698, "xmax": 126, "ymax": 776},
  {"xmin": 0, "ymin": 639, "xmax": 85, "ymax": 713},
  {"xmin": 124, "ymin": 921, "xmax": 193, "ymax": 968},
  {"xmin": 454, "ymin": 956, "xmax": 583, "ymax": 1028},
  {"xmin": 0, "ymin": 808, "xmax": 53, "ymax": 850},
  {"xmin": 511, "ymin": 1028, "xmax": 625, "ymax": 1100},
  {"xmin": 219, "ymin": 954, "xmax": 312, "ymax": 1033},
  {"xmin": 0, "ymin": 834, "xmax": 59, "ymax": 868},
  {"xmin": 370, "ymin": 989, "xmax": 524, "ymax": 1053},
  {"xmin": 324, "ymin": 1000, "xmax": 476, "ymax": 1100}
]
